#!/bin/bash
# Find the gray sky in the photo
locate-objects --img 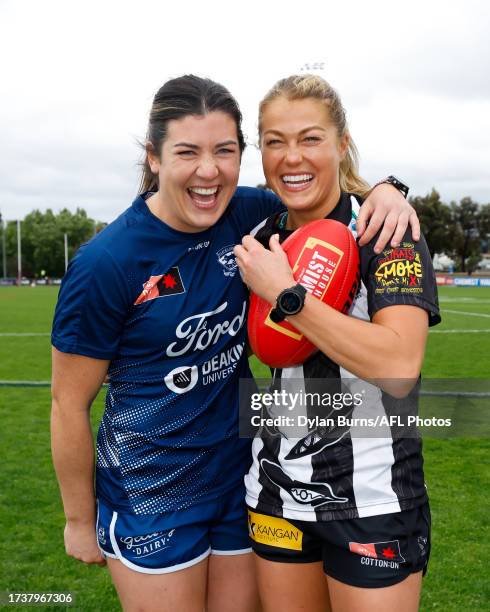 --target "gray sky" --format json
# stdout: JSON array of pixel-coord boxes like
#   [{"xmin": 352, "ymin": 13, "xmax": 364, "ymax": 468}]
[{"xmin": 1, "ymin": 0, "xmax": 489, "ymax": 221}]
